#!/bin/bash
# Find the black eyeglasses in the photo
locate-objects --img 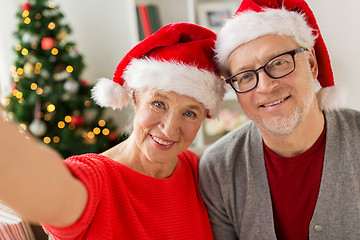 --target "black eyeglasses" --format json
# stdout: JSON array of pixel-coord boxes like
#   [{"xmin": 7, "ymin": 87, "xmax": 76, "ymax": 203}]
[{"xmin": 225, "ymin": 47, "xmax": 308, "ymax": 93}]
